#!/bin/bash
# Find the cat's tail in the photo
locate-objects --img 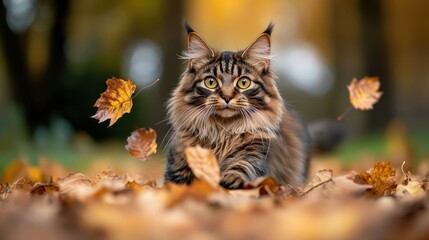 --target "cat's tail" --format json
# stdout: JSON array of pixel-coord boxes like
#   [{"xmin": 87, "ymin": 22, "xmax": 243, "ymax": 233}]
[{"xmin": 308, "ymin": 120, "xmax": 346, "ymax": 153}]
